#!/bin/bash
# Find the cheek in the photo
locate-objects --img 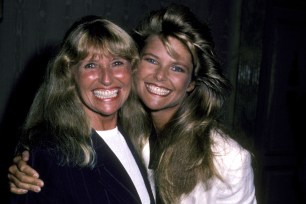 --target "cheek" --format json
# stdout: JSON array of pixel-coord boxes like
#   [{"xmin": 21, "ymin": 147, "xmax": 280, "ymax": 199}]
[
  {"xmin": 135, "ymin": 69, "xmax": 144, "ymax": 85},
  {"xmin": 135, "ymin": 70, "xmax": 141, "ymax": 82},
  {"xmin": 124, "ymin": 77, "xmax": 132, "ymax": 90},
  {"xmin": 75, "ymin": 71, "xmax": 98, "ymax": 84},
  {"xmin": 175, "ymin": 76, "xmax": 192, "ymax": 92},
  {"xmin": 136, "ymin": 62, "xmax": 151, "ymax": 78},
  {"xmin": 135, "ymin": 72, "xmax": 145, "ymax": 91},
  {"xmin": 115, "ymin": 69, "xmax": 132, "ymax": 84}
]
